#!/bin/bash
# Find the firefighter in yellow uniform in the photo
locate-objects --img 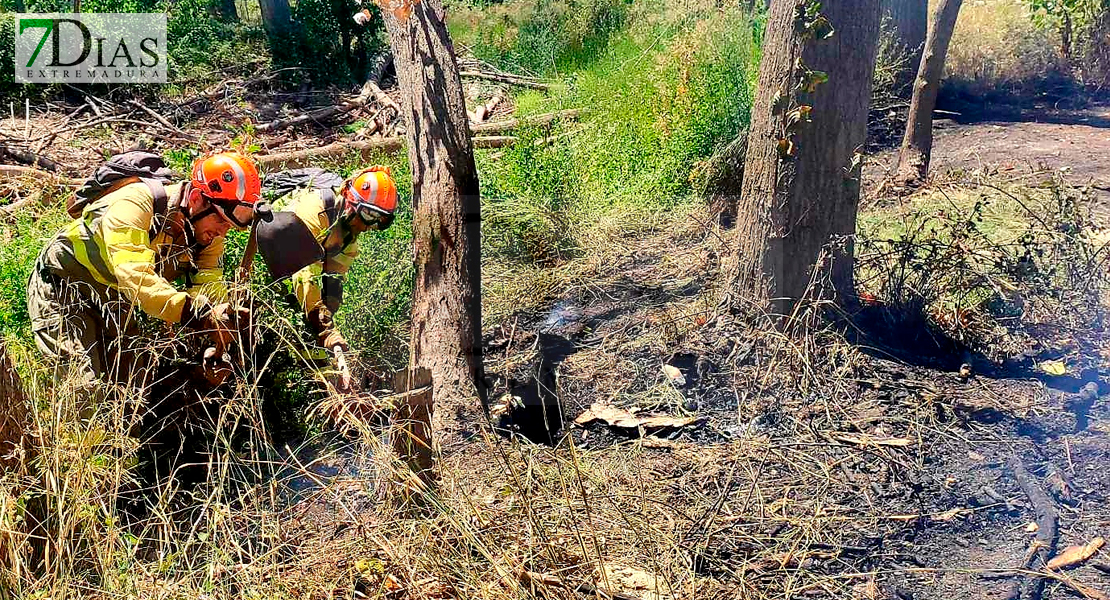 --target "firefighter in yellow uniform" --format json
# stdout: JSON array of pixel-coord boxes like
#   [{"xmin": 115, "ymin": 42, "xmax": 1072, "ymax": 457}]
[
  {"xmin": 27, "ymin": 152, "xmax": 263, "ymax": 385},
  {"xmin": 256, "ymin": 166, "xmax": 398, "ymax": 353}
]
